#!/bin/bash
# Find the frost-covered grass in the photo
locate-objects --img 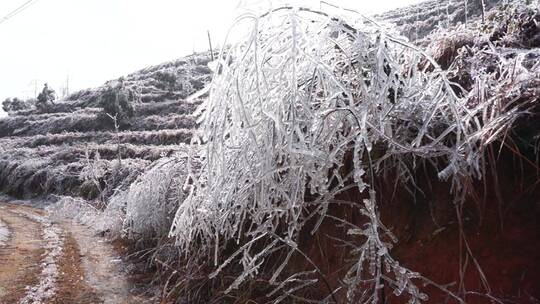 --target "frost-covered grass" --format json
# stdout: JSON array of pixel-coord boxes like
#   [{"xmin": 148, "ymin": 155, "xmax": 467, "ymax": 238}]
[
  {"xmin": 1, "ymin": 129, "xmax": 193, "ymax": 149},
  {"xmin": 47, "ymin": 196, "xmax": 115, "ymax": 236},
  {"xmin": 130, "ymin": 114, "xmax": 196, "ymax": 131},
  {"xmin": 0, "ymin": 128, "xmax": 194, "ymax": 199},
  {"xmin": 133, "ymin": 99, "xmax": 201, "ymax": 117},
  {"xmin": 0, "ymin": 147, "xmax": 154, "ymax": 199},
  {"xmin": 0, "ymin": 109, "xmax": 196, "ymax": 138},
  {"xmin": 378, "ymin": 0, "xmax": 503, "ymax": 44},
  {"xmin": 3, "ymin": 107, "xmax": 101, "ymax": 121},
  {"xmin": 0, "ymin": 111, "xmax": 101, "ymax": 137}
]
